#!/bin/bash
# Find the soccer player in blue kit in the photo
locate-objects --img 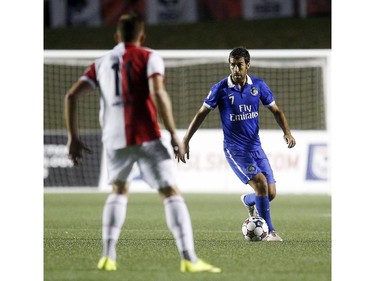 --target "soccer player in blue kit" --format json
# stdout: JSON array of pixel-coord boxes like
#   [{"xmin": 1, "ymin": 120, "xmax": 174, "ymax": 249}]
[{"xmin": 178, "ymin": 47, "xmax": 296, "ymax": 241}]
